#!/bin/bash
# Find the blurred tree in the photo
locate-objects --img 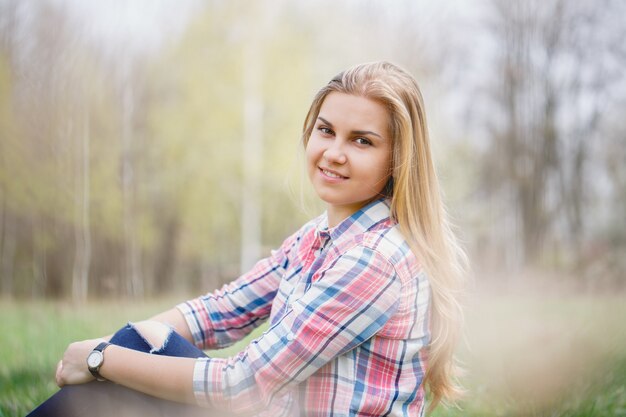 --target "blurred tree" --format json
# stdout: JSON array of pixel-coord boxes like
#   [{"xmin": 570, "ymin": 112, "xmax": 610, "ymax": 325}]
[
  {"xmin": 239, "ymin": 5, "xmax": 264, "ymax": 273},
  {"xmin": 0, "ymin": 1, "xmax": 137, "ymax": 299},
  {"xmin": 478, "ymin": 0, "xmax": 625, "ymax": 273},
  {"xmin": 6, "ymin": 1, "xmax": 79, "ymax": 297},
  {"xmin": 119, "ymin": 56, "xmax": 143, "ymax": 298},
  {"xmin": 141, "ymin": 4, "xmax": 243, "ymax": 294},
  {"xmin": 142, "ymin": 1, "xmax": 313, "ymax": 294},
  {"xmin": 71, "ymin": 107, "xmax": 91, "ymax": 302},
  {"xmin": 0, "ymin": 50, "xmax": 18, "ymax": 298}
]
